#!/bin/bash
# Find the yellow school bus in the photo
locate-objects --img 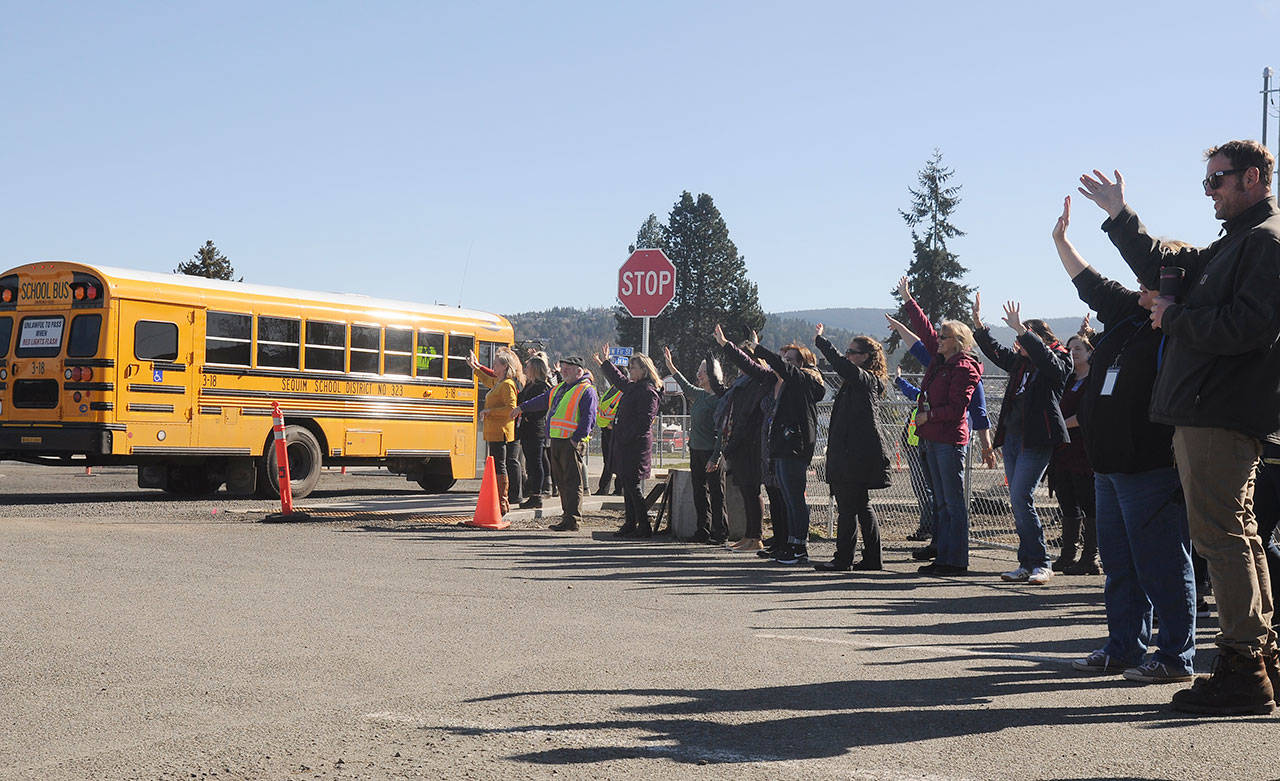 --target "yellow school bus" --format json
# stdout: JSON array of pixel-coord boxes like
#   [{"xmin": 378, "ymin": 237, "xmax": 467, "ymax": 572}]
[{"xmin": 0, "ymin": 261, "xmax": 513, "ymax": 498}]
